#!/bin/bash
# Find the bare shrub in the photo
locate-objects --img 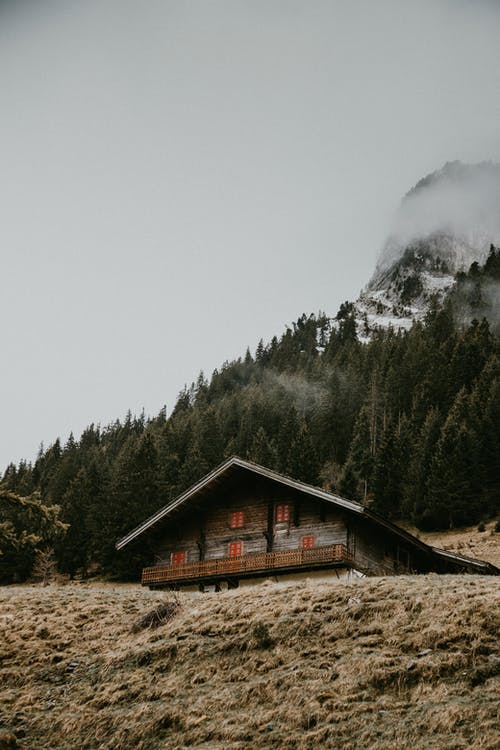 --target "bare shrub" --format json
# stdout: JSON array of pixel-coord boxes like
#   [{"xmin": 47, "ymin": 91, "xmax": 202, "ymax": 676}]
[
  {"xmin": 251, "ymin": 621, "xmax": 274, "ymax": 649},
  {"xmin": 31, "ymin": 548, "xmax": 59, "ymax": 586},
  {"xmin": 131, "ymin": 600, "xmax": 180, "ymax": 633}
]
